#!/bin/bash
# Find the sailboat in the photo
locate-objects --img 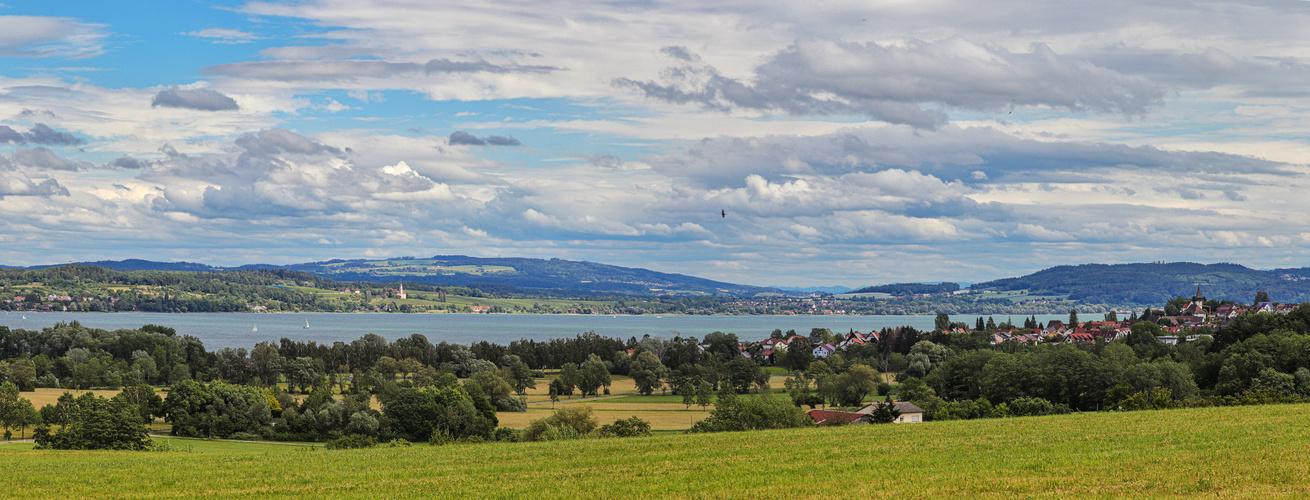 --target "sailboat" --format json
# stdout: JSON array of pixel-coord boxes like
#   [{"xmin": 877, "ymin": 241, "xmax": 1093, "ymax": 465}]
[
  {"xmin": 252, "ymin": 324, "xmax": 258, "ymax": 332},
  {"xmin": 303, "ymin": 318, "xmax": 310, "ymax": 329}
]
